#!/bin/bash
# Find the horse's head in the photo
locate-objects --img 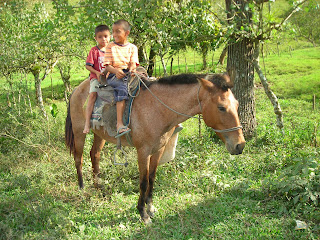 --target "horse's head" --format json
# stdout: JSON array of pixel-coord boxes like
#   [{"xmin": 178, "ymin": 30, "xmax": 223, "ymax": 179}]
[{"xmin": 198, "ymin": 74, "xmax": 245, "ymax": 155}]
